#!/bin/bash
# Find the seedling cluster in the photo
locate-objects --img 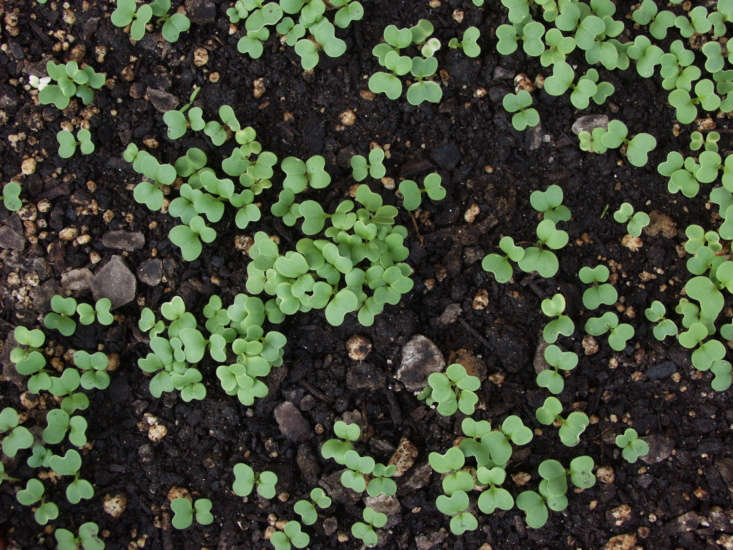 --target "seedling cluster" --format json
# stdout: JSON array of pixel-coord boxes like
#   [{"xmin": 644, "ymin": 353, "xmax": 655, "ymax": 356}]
[{"xmin": 111, "ymin": 0, "xmax": 191, "ymax": 43}]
